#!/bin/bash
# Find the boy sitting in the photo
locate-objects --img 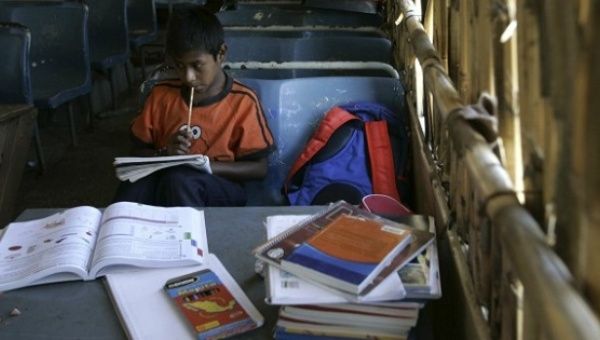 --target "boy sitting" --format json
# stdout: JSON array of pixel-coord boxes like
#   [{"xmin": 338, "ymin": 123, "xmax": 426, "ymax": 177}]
[{"xmin": 113, "ymin": 8, "xmax": 274, "ymax": 207}]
